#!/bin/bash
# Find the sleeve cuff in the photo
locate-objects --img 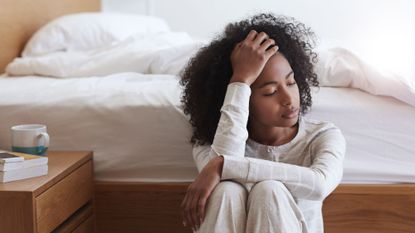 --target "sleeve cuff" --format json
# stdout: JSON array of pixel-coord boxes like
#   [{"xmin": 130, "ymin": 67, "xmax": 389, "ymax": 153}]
[
  {"xmin": 221, "ymin": 155, "xmax": 249, "ymax": 181},
  {"xmin": 222, "ymin": 82, "xmax": 251, "ymax": 109}
]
